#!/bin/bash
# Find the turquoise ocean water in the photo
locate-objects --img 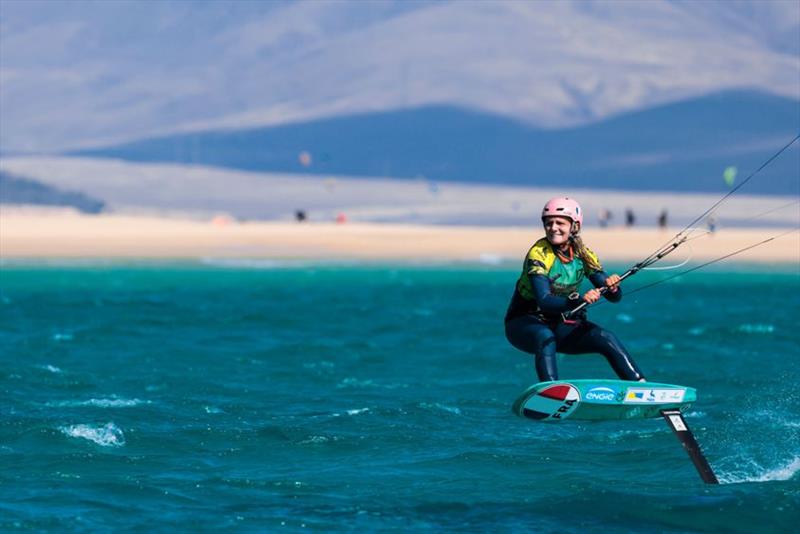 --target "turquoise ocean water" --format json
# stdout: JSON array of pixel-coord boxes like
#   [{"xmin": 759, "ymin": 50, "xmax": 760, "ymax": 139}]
[{"xmin": 1, "ymin": 261, "xmax": 798, "ymax": 532}]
